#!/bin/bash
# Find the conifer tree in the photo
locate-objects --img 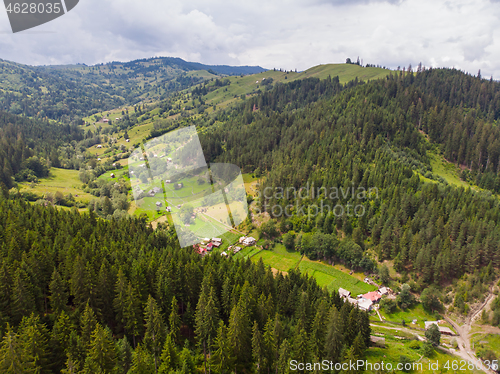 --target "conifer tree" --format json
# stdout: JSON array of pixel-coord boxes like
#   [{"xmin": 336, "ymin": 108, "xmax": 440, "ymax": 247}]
[
  {"xmin": 128, "ymin": 344, "xmax": 155, "ymax": 374},
  {"xmin": 83, "ymin": 323, "xmax": 116, "ymax": 374},
  {"xmin": 49, "ymin": 268, "xmax": 67, "ymax": 315},
  {"xmin": 277, "ymin": 339, "xmax": 291, "ymax": 374},
  {"xmin": 143, "ymin": 295, "xmax": 165, "ymax": 373},
  {"xmin": 80, "ymin": 303, "xmax": 97, "ymax": 351},
  {"xmin": 18, "ymin": 313, "xmax": 49, "ymax": 373},
  {"xmin": 158, "ymin": 334, "xmax": 178, "ymax": 374},
  {"xmin": 0, "ymin": 324, "xmax": 31, "ymax": 374},
  {"xmin": 325, "ymin": 306, "xmax": 343, "ymax": 363},
  {"xmin": 210, "ymin": 320, "xmax": 233, "ymax": 374},
  {"xmin": 168, "ymin": 296, "xmax": 181, "ymax": 344},
  {"xmin": 252, "ymin": 321, "xmax": 264, "ymax": 373},
  {"xmin": 115, "ymin": 337, "xmax": 133, "ymax": 374}
]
